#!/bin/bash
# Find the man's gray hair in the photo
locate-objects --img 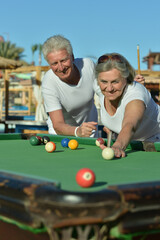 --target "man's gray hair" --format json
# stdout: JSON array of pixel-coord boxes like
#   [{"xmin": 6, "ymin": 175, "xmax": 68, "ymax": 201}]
[{"xmin": 42, "ymin": 35, "xmax": 73, "ymax": 60}]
